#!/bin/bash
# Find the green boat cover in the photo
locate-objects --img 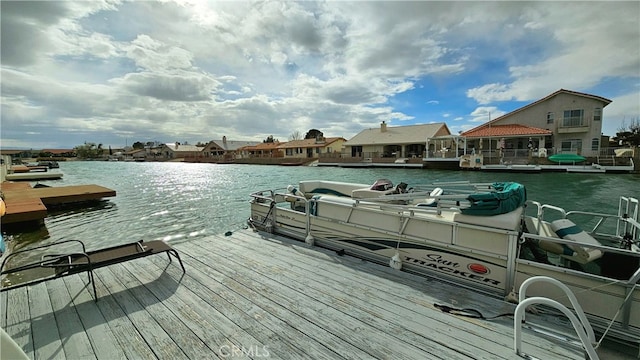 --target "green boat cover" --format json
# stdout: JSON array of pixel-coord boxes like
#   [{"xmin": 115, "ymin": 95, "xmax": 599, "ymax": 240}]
[
  {"xmin": 548, "ymin": 154, "xmax": 586, "ymax": 163},
  {"xmin": 460, "ymin": 182, "xmax": 526, "ymax": 216}
]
